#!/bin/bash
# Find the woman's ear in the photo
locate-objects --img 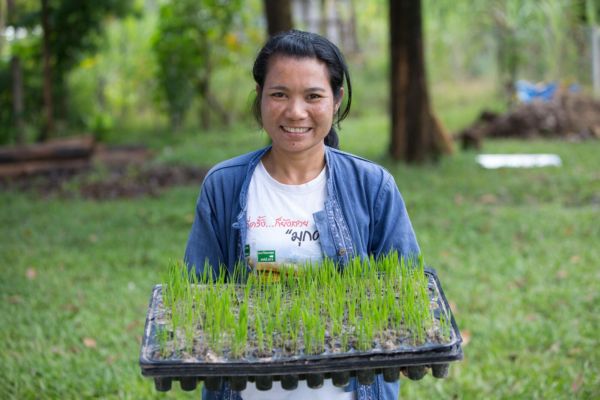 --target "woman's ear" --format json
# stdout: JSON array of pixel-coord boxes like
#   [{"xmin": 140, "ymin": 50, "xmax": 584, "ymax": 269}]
[{"xmin": 256, "ymin": 84, "xmax": 261, "ymax": 97}]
